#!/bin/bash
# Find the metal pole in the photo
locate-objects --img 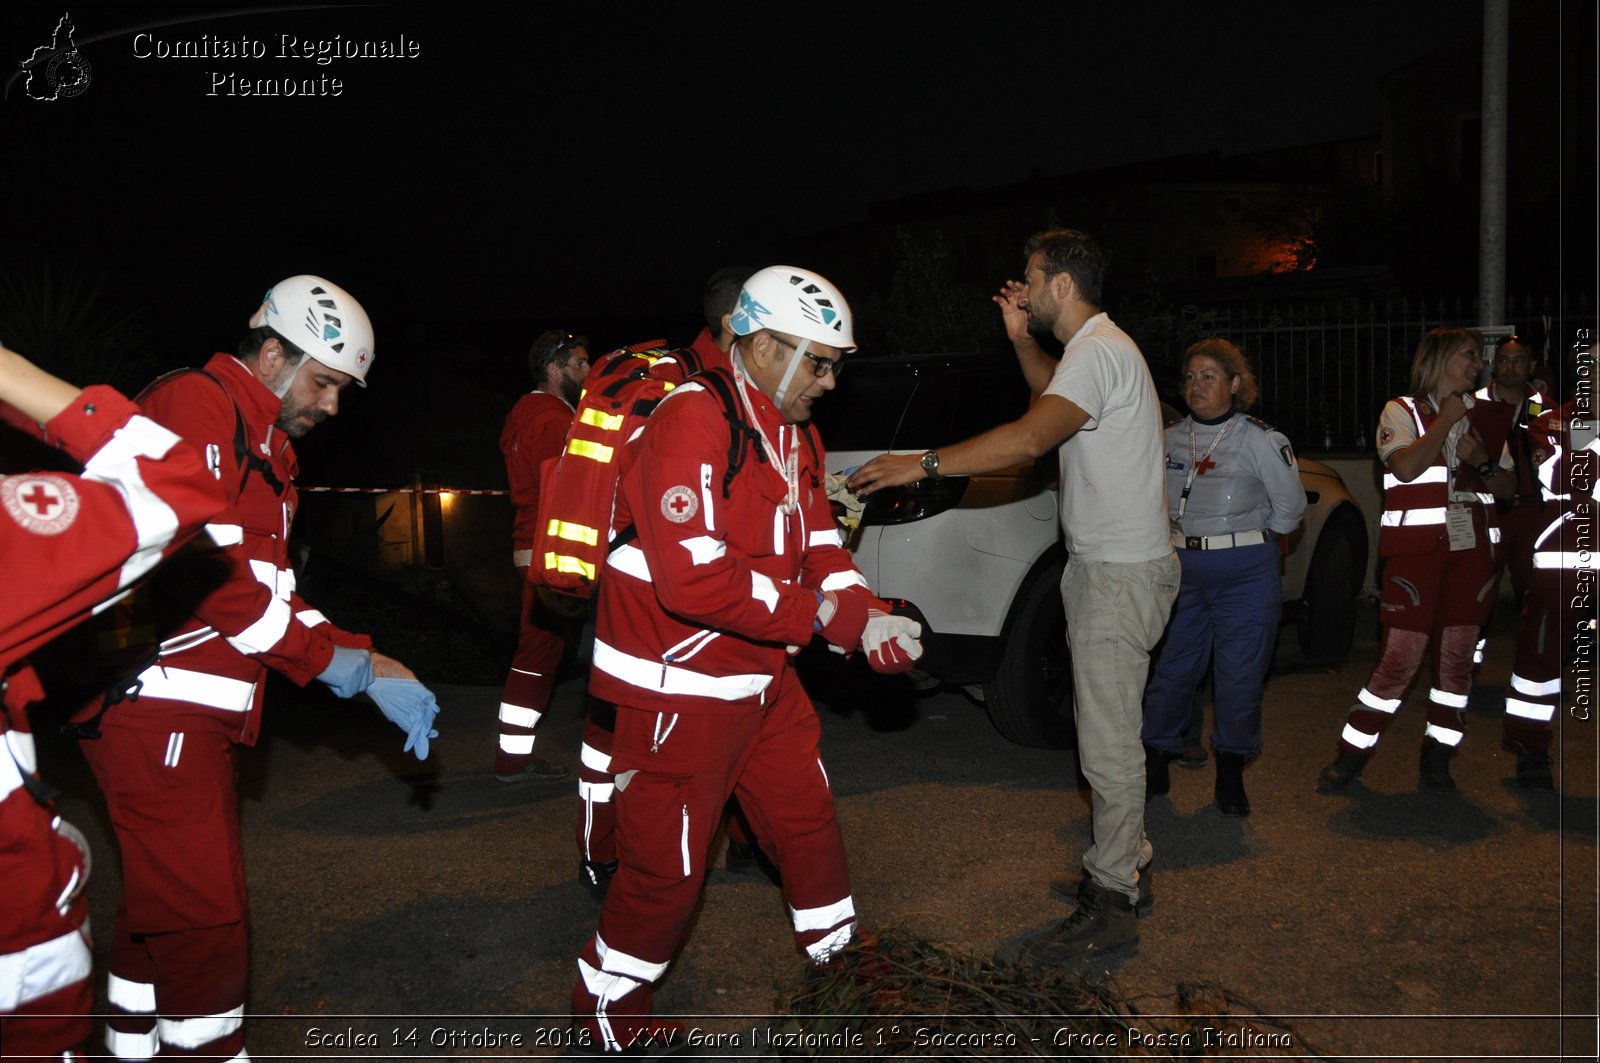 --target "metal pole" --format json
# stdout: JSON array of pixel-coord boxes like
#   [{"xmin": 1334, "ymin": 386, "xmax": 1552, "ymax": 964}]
[{"xmin": 1479, "ymin": 0, "xmax": 1510, "ymax": 340}]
